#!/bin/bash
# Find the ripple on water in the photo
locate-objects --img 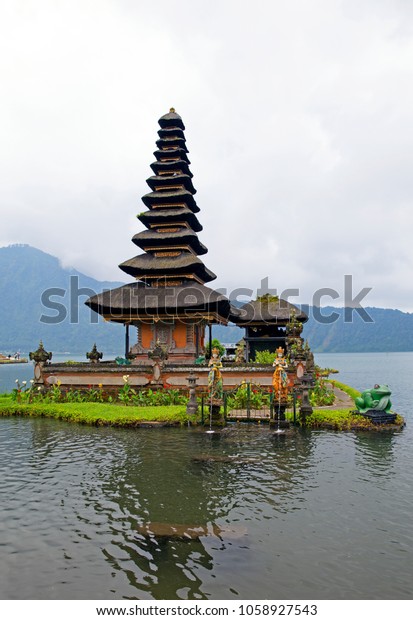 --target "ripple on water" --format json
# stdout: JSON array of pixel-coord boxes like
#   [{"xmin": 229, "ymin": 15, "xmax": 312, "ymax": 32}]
[{"xmin": 1, "ymin": 418, "xmax": 413, "ymax": 599}]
